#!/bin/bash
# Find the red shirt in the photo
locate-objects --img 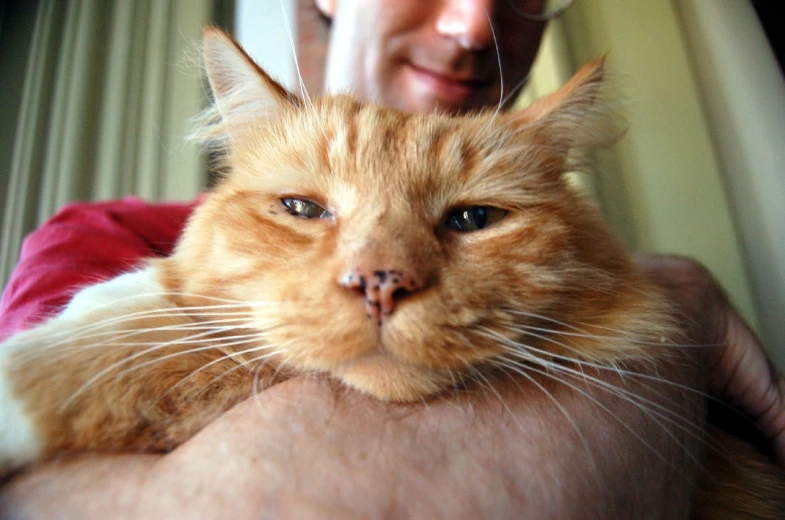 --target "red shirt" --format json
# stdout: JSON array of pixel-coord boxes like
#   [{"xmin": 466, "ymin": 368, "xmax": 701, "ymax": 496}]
[{"xmin": 0, "ymin": 197, "xmax": 199, "ymax": 340}]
